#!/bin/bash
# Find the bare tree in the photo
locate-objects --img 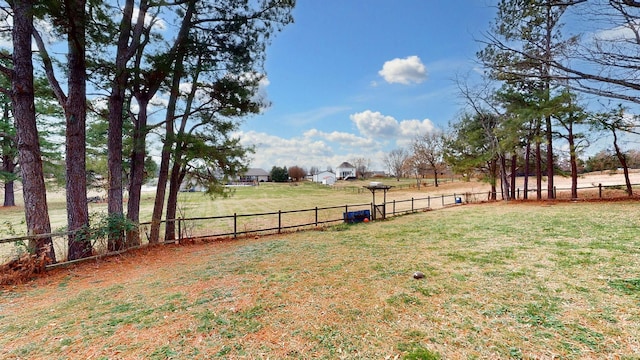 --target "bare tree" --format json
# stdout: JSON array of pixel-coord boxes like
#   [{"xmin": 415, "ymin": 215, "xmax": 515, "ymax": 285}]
[
  {"xmin": 404, "ymin": 154, "xmax": 425, "ymax": 189},
  {"xmin": 352, "ymin": 157, "xmax": 370, "ymax": 179},
  {"xmin": 383, "ymin": 148, "xmax": 408, "ymax": 181},
  {"xmin": 549, "ymin": 1, "xmax": 640, "ymax": 104},
  {"xmin": 411, "ymin": 131, "xmax": 446, "ymax": 187}
]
